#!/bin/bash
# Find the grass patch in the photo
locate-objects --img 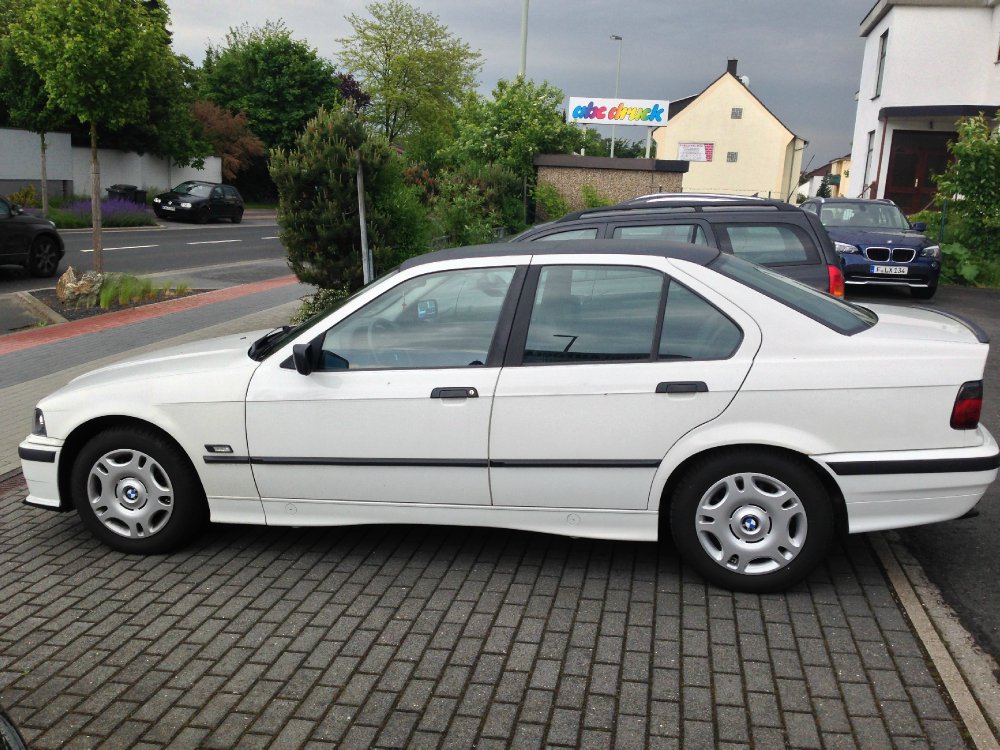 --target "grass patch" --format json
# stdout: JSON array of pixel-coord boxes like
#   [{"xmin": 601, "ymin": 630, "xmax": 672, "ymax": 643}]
[{"xmin": 87, "ymin": 273, "xmax": 190, "ymax": 309}]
